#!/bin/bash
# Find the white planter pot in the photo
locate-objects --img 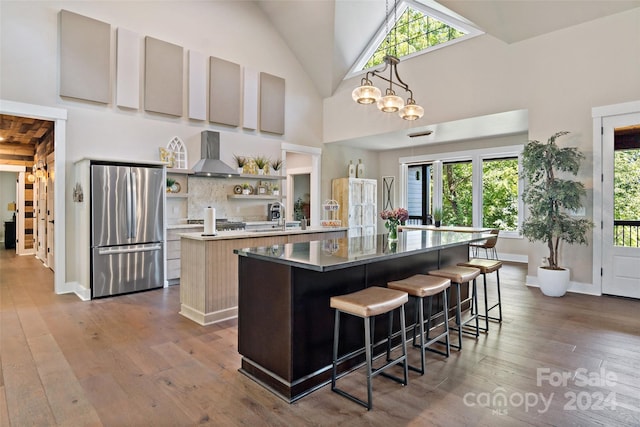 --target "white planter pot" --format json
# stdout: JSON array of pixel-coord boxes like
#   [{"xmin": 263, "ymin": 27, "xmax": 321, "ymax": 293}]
[{"xmin": 538, "ymin": 266, "xmax": 570, "ymax": 297}]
